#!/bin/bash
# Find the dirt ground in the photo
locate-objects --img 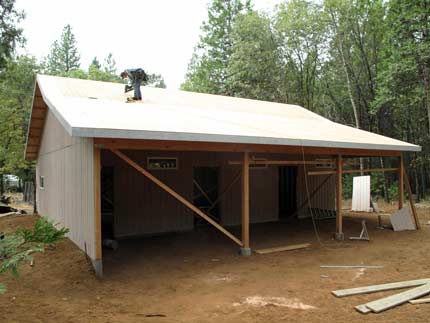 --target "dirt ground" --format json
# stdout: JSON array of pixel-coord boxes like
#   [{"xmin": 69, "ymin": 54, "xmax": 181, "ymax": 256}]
[{"xmin": 1, "ymin": 202, "xmax": 430, "ymax": 323}]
